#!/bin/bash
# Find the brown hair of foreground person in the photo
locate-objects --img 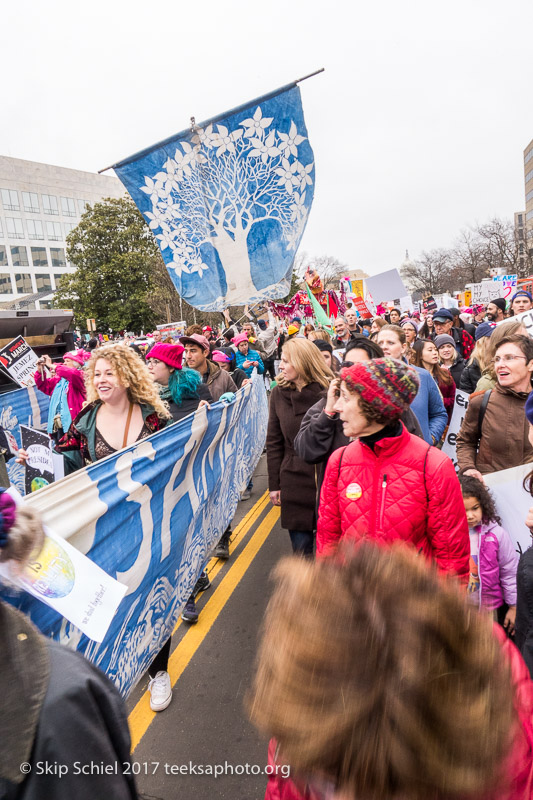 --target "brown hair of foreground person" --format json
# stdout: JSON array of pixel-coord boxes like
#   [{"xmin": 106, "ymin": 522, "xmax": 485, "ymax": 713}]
[{"xmin": 248, "ymin": 543, "xmax": 514, "ymax": 800}]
